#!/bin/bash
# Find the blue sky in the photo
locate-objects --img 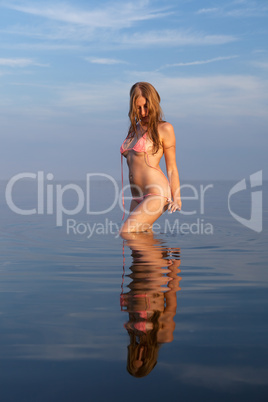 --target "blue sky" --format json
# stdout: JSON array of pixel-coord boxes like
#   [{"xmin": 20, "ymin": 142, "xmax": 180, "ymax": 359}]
[{"xmin": 0, "ymin": 0, "xmax": 267, "ymax": 180}]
